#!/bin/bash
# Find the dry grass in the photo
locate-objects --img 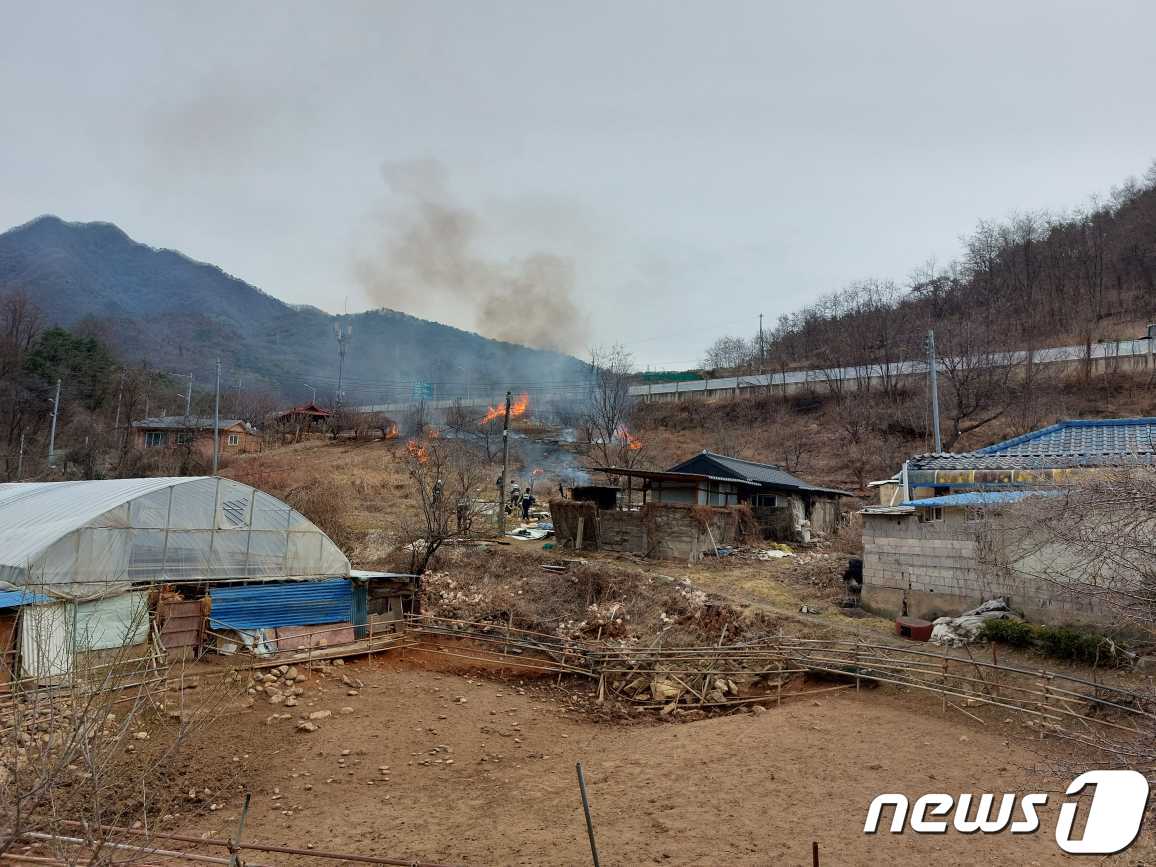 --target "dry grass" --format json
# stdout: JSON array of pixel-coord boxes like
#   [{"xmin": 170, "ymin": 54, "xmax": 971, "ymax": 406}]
[
  {"xmin": 633, "ymin": 367, "xmax": 1156, "ymax": 494},
  {"xmin": 222, "ymin": 439, "xmax": 417, "ymax": 561}
]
